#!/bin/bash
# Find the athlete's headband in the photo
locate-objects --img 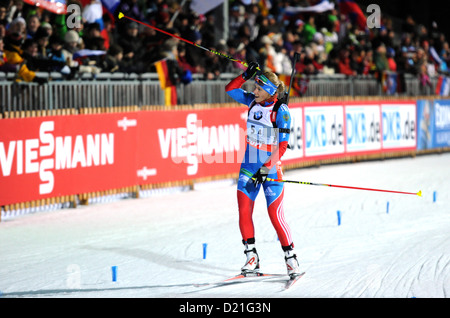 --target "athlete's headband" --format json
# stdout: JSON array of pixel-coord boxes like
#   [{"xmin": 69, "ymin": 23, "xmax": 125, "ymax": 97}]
[{"xmin": 255, "ymin": 75, "xmax": 278, "ymax": 96}]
